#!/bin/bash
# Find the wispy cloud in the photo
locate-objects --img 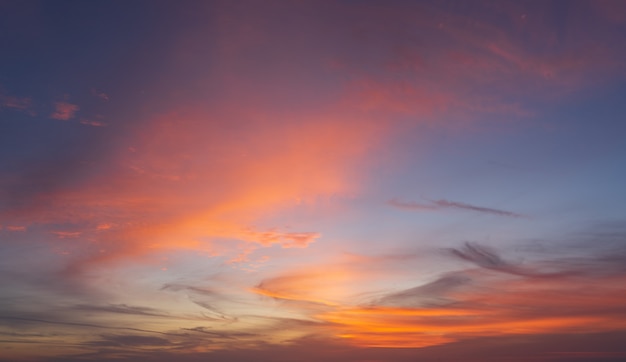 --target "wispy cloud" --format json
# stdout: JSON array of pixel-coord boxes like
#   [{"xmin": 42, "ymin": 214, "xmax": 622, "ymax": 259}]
[
  {"xmin": 3, "ymin": 225, "xmax": 26, "ymax": 231},
  {"xmin": 247, "ymin": 229, "xmax": 320, "ymax": 248},
  {"xmin": 388, "ymin": 198, "xmax": 439, "ymax": 211},
  {"xmin": 0, "ymin": 93, "xmax": 32, "ymax": 112},
  {"xmin": 389, "ymin": 198, "xmax": 523, "ymax": 217},
  {"xmin": 161, "ymin": 283, "xmax": 237, "ymax": 321},
  {"xmin": 50, "ymin": 231, "xmax": 82, "ymax": 238},
  {"xmin": 73, "ymin": 304, "xmax": 175, "ymax": 319},
  {"xmin": 239, "ymin": 229, "xmax": 626, "ymax": 349},
  {"xmin": 447, "ymin": 241, "xmax": 573, "ymax": 277},
  {"xmin": 85, "ymin": 334, "xmax": 171, "ymax": 347},
  {"xmin": 50, "ymin": 101, "xmax": 79, "ymax": 120},
  {"xmin": 79, "ymin": 119, "xmax": 106, "ymax": 127},
  {"xmin": 376, "ymin": 273, "xmax": 470, "ymax": 307},
  {"xmin": 90, "ymin": 88, "xmax": 109, "ymax": 101},
  {"xmin": 1, "ymin": 1, "xmax": 625, "ymax": 360},
  {"xmin": 0, "ymin": 315, "xmax": 178, "ymax": 337}
]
